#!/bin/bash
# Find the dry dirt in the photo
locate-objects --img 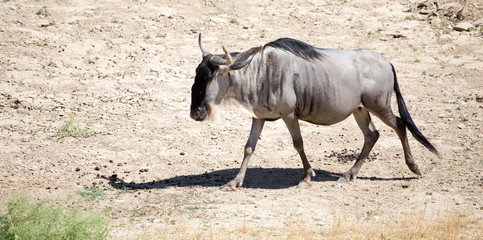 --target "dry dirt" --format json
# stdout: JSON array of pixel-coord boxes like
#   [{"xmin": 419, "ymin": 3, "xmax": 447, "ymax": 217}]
[{"xmin": 1, "ymin": 0, "xmax": 482, "ymax": 238}]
